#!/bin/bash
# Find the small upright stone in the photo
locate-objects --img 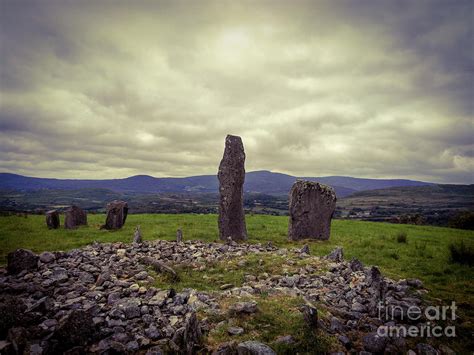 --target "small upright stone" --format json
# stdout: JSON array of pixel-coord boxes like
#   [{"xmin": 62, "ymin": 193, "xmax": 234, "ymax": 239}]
[
  {"xmin": 133, "ymin": 226, "xmax": 142, "ymax": 243},
  {"xmin": 288, "ymin": 180, "xmax": 336, "ymax": 241},
  {"xmin": 302, "ymin": 299, "xmax": 318, "ymax": 328},
  {"xmin": 218, "ymin": 135, "xmax": 247, "ymax": 242},
  {"xmin": 64, "ymin": 206, "xmax": 87, "ymax": 229},
  {"xmin": 327, "ymin": 247, "xmax": 344, "ymax": 262},
  {"xmin": 176, "ymin": 229, "xmax": 183, "ymax": 243},
  {"xmin": 45, "ymin": 210, "xmax": 60, "ymax": 229},
  {"xmin": 103, "ymin": 200, "xmax": 128, "ymax": 230},
  {"xmin": 183, "ymin": 312, "xmax": 202, "ymax": 353},
  {"xmin": 300, "ymin": 244, "xmax": 310, "ymax": 255}
]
